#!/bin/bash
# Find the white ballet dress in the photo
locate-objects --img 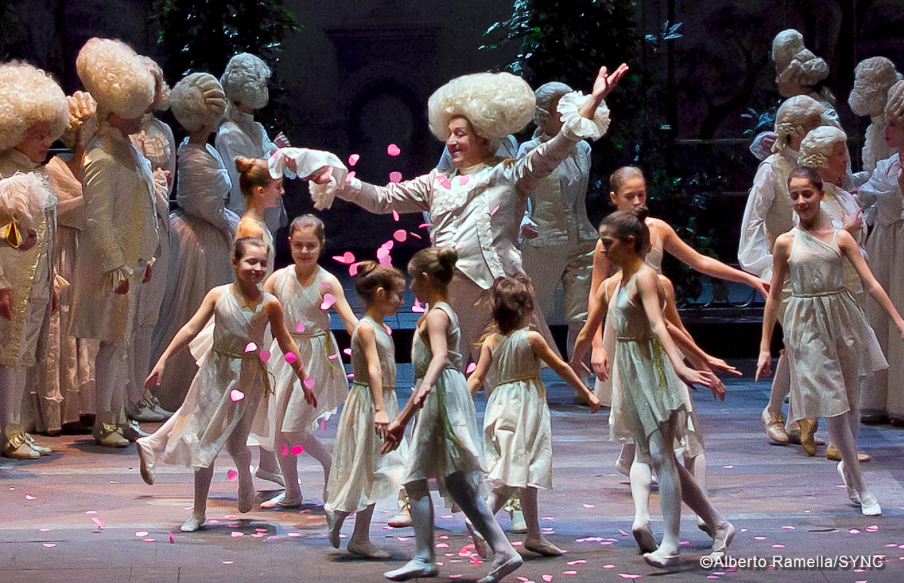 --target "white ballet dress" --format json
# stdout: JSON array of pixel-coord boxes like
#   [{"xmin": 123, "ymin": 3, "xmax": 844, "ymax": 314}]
[
  {"xmin": 483, "ymin": 328, "xmax": 553, "ymax": 490},
  {"xmin": 324, "ymin": 315, "xmax": 407, "ymax": 513},
  {"xmin": 783, "ymin": 228, "xmax": 887, "ymax": 421},
  {"xmin": 403, "ymin": 302, "xmax": 485, "ymax": 499}
]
